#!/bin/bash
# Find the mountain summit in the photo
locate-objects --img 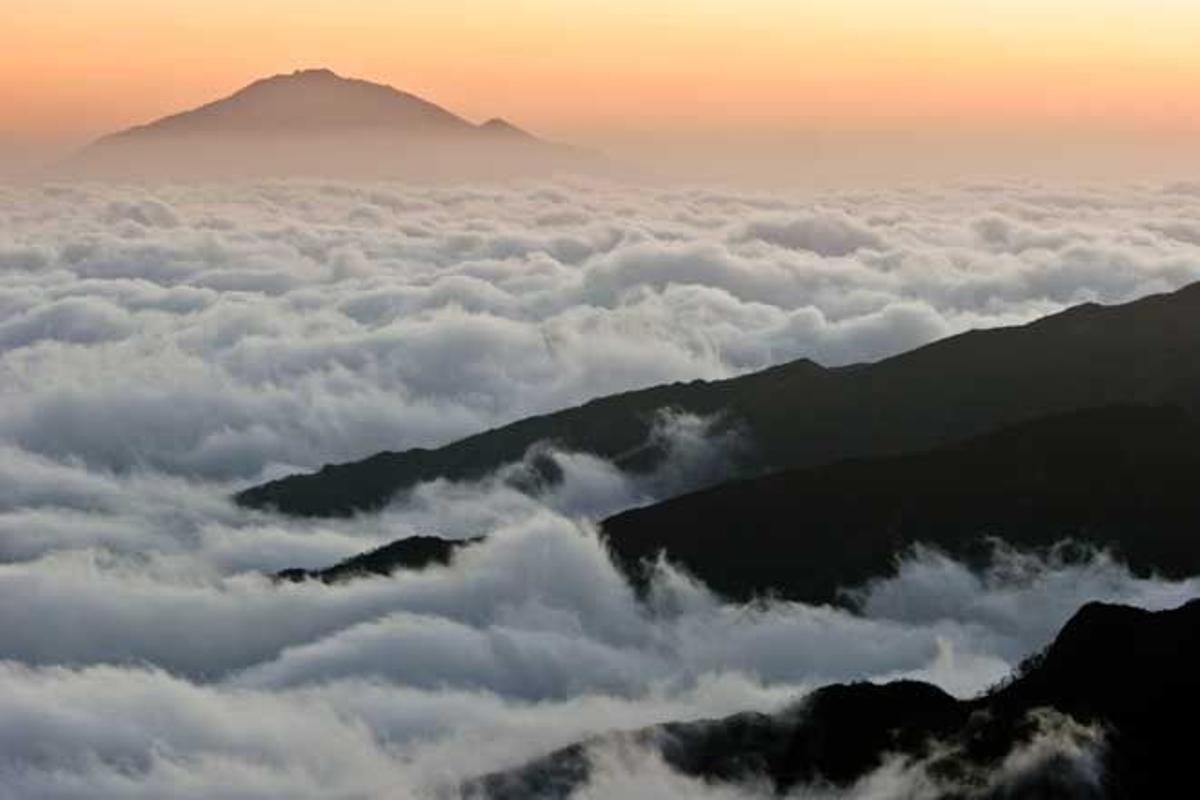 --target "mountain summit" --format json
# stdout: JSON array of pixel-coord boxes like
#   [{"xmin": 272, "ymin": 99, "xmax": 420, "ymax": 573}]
[
  {"xmin": 118, "ymin": 68, "xmax": 478, "ymax": 136},
  {"xmin": 62, "ymin": 68, "xmax": 587, "ymax": 179}
]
